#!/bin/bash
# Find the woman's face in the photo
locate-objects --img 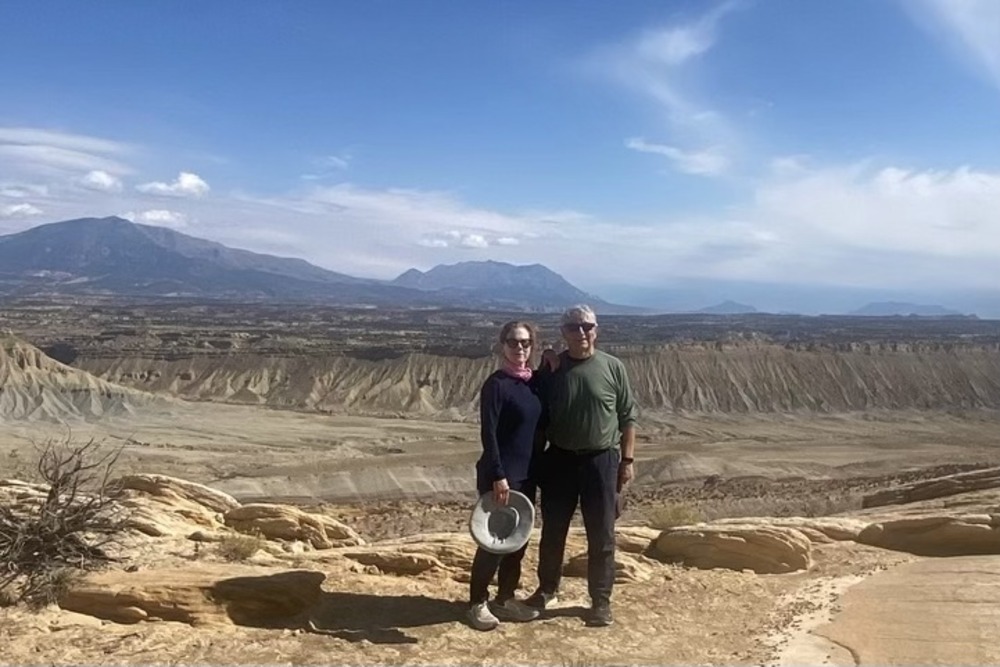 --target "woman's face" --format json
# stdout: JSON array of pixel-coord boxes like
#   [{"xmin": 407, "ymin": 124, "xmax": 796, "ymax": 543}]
[{"xmin": 502, "ymin": 325, "xmax": 532, "ymax": 366}]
